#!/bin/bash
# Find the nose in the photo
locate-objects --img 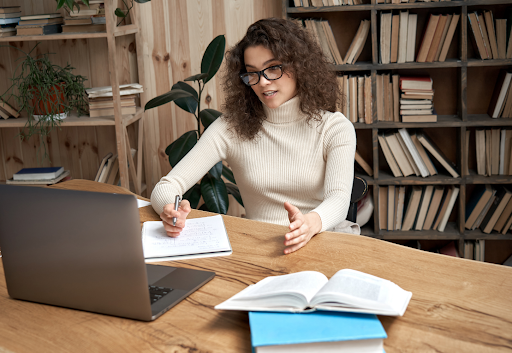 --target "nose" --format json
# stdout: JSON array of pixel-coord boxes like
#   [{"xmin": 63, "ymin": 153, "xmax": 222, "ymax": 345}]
[{"xmin": 258, "ymin": 74, "xmax": 271, "ymax": 86}]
